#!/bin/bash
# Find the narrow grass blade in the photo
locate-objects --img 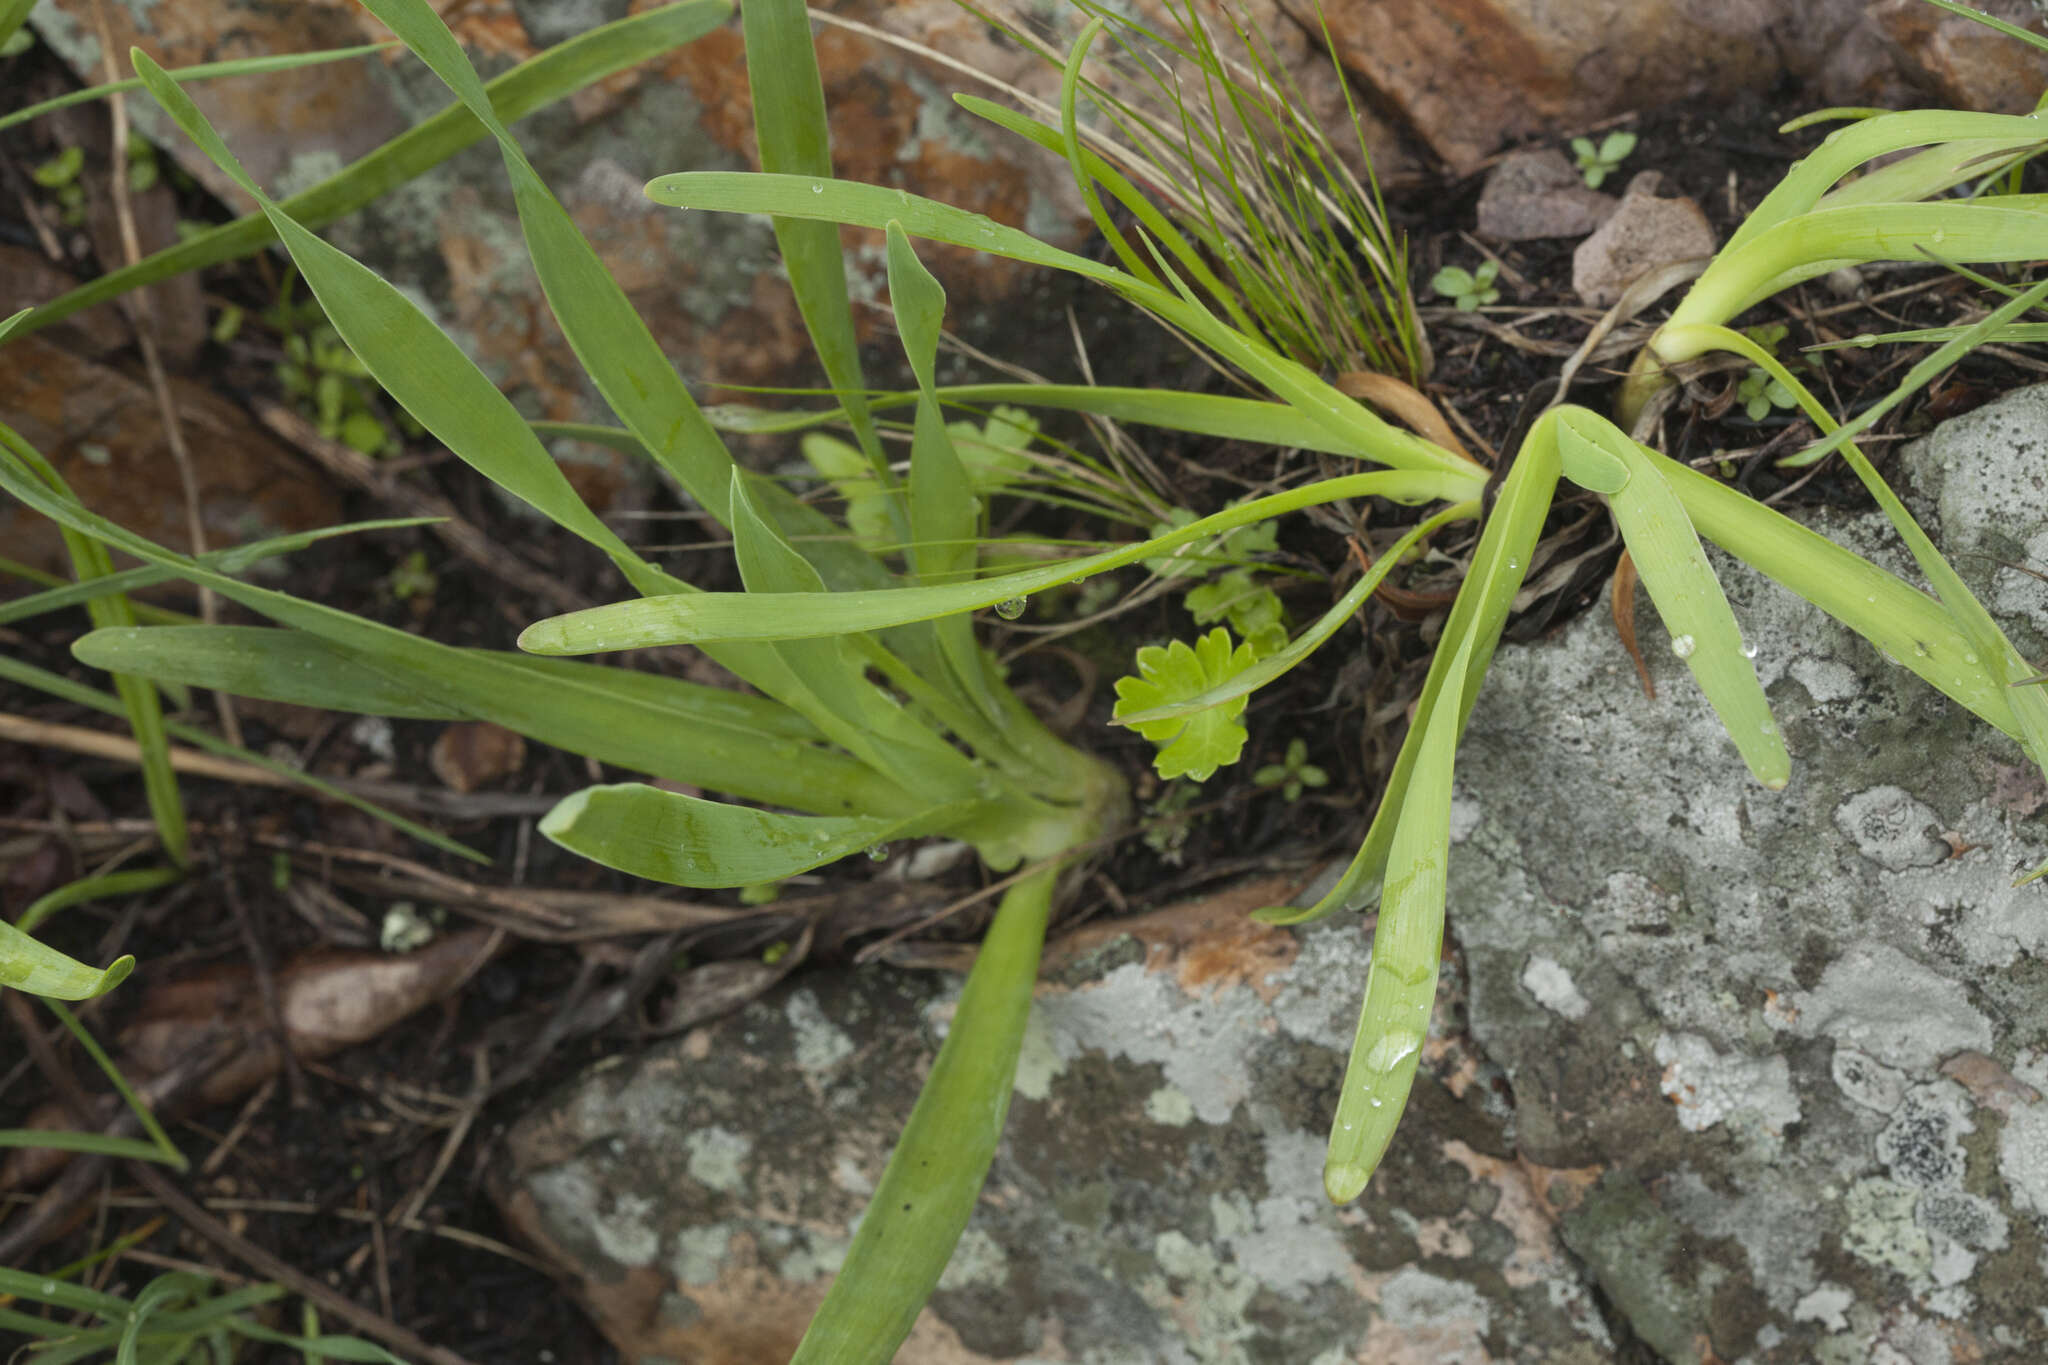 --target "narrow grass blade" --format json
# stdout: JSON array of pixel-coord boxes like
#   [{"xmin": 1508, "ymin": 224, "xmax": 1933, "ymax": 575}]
[
  {"xmin": 49, "ymin": 999, "xmax": 187, "ymax": 1168},
  {"xmin": 0, "ymin": 922, "xmax": 134, "ymax": 999},
  {"xmin": 547, "ymin": 380, "xmax": 1403, "ymax": 459},
  {"xmin": 0, "ymin": 42, "xmax": 397, "ymax": 134},
  {"xmin": 957, "ymin": 95, "xmax": 1258, "ymax": 336},
  {"xmin": 0, "ymin": 307, "xmax": 29, "ymax": 342},
  {"xmin": 1323, "ymin": 626, "xmax": 1471, "ymax": 1202},
  {"xmin": 1557, "ymin": 407, "xmax": 1788, "ymax": 789},
  {"xmin": 888, "ymin": 225, "xmax": 1003, "ymax": 722},
  {"xmin": 540, "ymin": 784, "xmax": 955, "ymax": 887},
  {"xmin": 4, "ymin": 433, "xmax": 189, "ymax": 867},
  {"xmin": 1781, "ymin": 275, "xmax": 2048, "ymax": 468},
  {"xmin": 15, "ymin": 866, "xmax": 184, "ymax": 936},
  {"xmin": 10, "ymin": 1, "xmax": 732, "ymax": 343},
  {"xmin": 792, "ymin": 866, "xmax": 1056, "ymax": 1363},
  {"xmin": 520, "ymin": 469, "xmax": 1457, "ymax": 651},
  {"xmin": 0, "ymin": 1130, "xmax": 180, "ymax": 1162},
  {"xmin": 0, "ymin": 518, "xmax": 438, "ymax": 627}
]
